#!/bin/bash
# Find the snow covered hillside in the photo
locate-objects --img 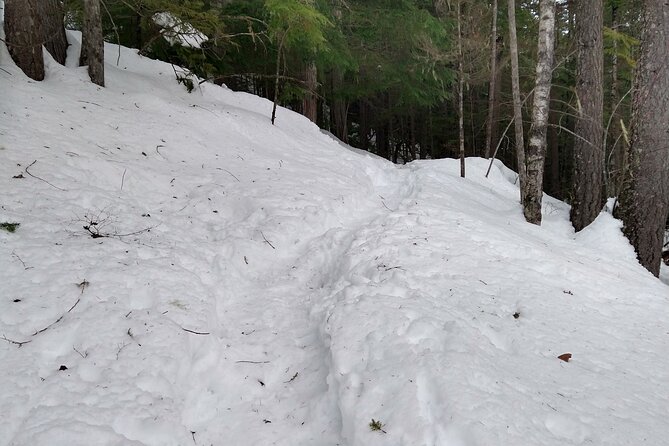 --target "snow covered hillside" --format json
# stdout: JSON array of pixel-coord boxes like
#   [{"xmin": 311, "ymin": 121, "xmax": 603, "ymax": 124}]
[{"xmin": 1, "ymin": 32, "xmax": 668, "ymax": 446}]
